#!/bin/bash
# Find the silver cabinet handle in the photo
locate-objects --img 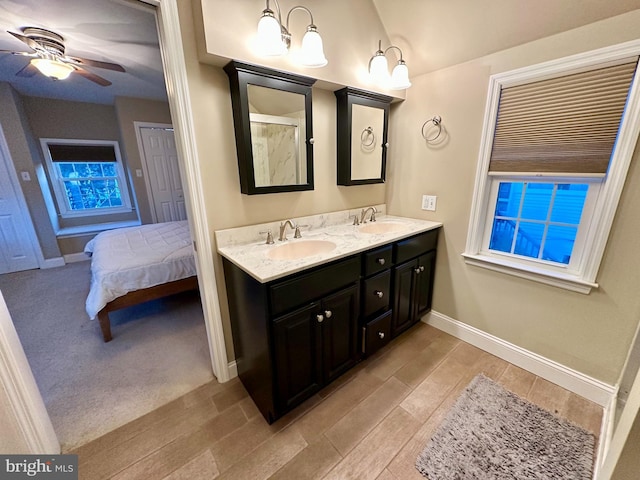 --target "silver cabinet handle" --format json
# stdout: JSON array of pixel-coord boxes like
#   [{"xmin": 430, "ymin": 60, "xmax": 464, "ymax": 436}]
[
  {"xmin": 378, "ymin": 332, "xmax": 385, "ymax": 339},
  {"xmin": 377, "ymin": 258, "xmax": 385, "ymax": 265},
  {"xmin": 324, "ymin": 310, "xmax": 333, "ymax": 318},
  {"xmin": 316, "ymin": 314, "xmax": 324, "ymax": 323},
  {"xmin": 374, "ymin": 291, "xmax": 384, "ymax": 298}
]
